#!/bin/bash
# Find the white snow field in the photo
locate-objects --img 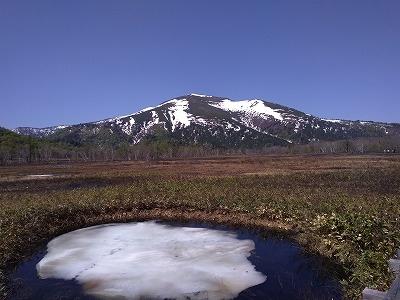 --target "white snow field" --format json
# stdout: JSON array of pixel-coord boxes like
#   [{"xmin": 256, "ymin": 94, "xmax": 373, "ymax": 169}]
[
  {"xmin": 37, "ymin": 221, "xmax": 266, "ymax": 300},
  {"xmin": 209, "ymin": 99, "xmax": 284, "ymax": 121}
]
